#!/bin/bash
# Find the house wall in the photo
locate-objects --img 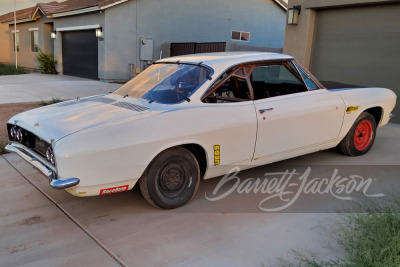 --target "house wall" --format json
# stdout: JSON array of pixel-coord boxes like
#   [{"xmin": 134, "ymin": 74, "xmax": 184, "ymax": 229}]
[
  {"xmin": 0, "ymin": 23, "xmax": 11, "ymax": 63},
  {"xmin": 7, "ymin": 18, "xmax": 51, "ymax": 69},
  {"xmin": 52, "ymin": 12, "xmax": 105, "ymax": 77},
  {"xmin": 103, "ymin": 1, "xmax": 137, "ymax": 81},
  {"xmin": 102, "ymin": 0, "xmax": 286, "ymax": 81},
  {"xmin": 2, "ymin": 0, "xmax": 285, "ymax": 80}
]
